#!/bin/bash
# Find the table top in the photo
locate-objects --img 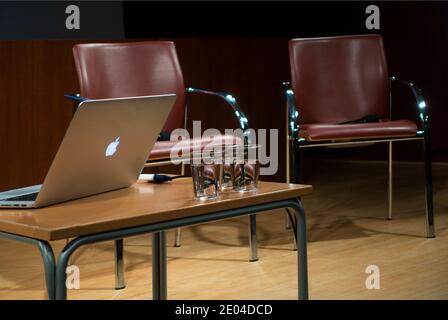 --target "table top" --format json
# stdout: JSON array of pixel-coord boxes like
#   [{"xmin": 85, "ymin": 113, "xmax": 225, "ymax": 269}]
[{"xmin": 0, "ymin": 179, "xmax": 312, "ymax": 241}]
